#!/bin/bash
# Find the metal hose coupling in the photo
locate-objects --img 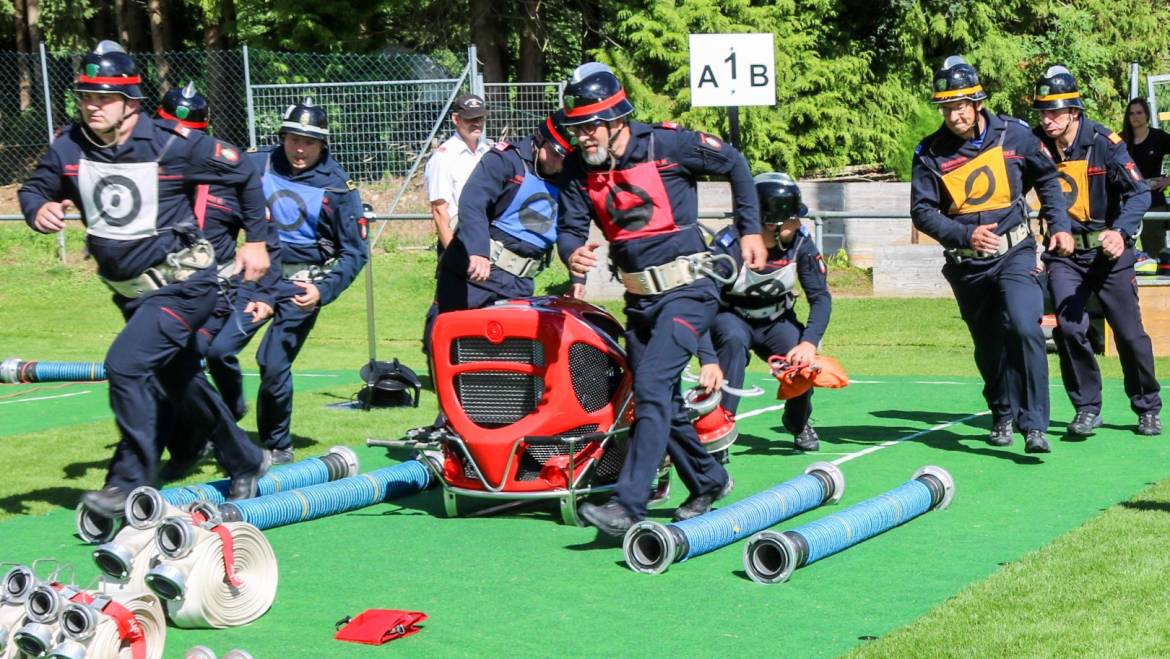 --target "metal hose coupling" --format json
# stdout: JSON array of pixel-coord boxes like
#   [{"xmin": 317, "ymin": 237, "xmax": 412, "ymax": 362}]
[
  {"xmin": 1, "ymin": 565, "xmax": 35, "ymax": 605},
  {"xmin": 75, "ymin": 502, "xmax": 122, "ymax": 544},
  {"xmin": 26, "ymin": 582, "xmax": 72, "ymax": 624},
  {"xmin": 126, "ymin": 487, "xmax": 184, "ymax": 530},
  {"xmin": 92, "ymin": 522, "xmax": 159, "ymax": 582},
  {"xmin": 322, "ymin": 445, "xmax": 361, "ymax": 480},
  {"xmin": 144, "ymin": 563, "xmax": 189, "ymax": 602},
  {"xmin": 60, "ymin": 594, "xmax": 111, "ymax": 641},
  {"xmin": 47, "ymin": 638, "xmax": 89, "ymax": 659},
  {"xmin": 157, "ymin": 516, "xmax": 203, "ymax": 560},
  {"xmin": 0, "ymin": 357, "xmax": 21, "ymax": 384},
  {"xmin": 13, "ymin": 621, "xmax": 57, "ymax": 656}
]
